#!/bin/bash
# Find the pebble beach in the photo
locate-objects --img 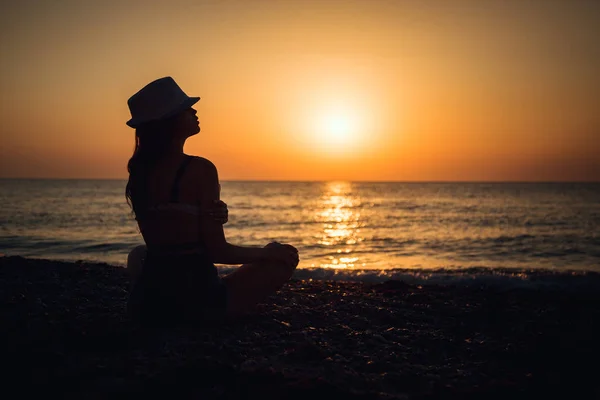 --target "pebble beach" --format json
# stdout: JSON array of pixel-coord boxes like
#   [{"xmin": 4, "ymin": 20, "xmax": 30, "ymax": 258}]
[{"xmin": 1, "ymin": 255, "xmax": 599, "ymax": 399}]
